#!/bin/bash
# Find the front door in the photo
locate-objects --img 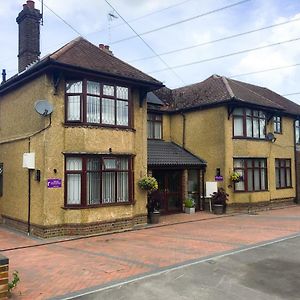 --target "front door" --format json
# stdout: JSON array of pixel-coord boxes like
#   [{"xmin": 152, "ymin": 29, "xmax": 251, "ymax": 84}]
[{"xmin": 153, "ymin": 170, "xmax": 182, "ymax": 214}]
